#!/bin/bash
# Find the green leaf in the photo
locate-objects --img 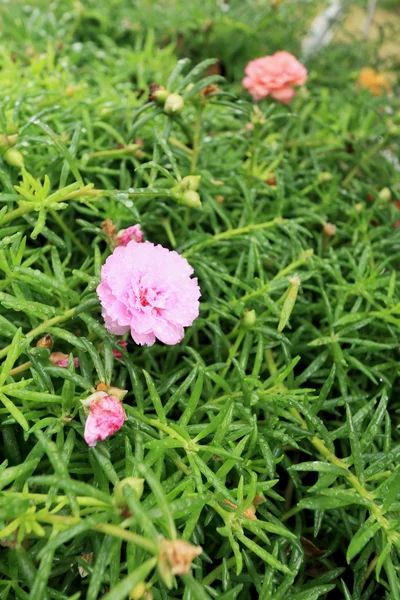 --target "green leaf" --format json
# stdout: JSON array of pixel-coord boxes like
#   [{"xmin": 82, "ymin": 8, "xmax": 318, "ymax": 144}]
[
  {"xmin": 346, "ymin": 405, "xmax": 364, "ymax": 480},
  {"xmin": 0, "ymin": 327, "xmax": 23, "ymax": 387},
  {"xmin": 143, "ymin": 370, "xmax": 167, "ymax": 425},
  {"xmin": 346, "ymin": 519, "xmax": 381, "ymax": 562},
  {"xmin": 102, "ymin": 558, "xmax": 157, "ymax": 600}
]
